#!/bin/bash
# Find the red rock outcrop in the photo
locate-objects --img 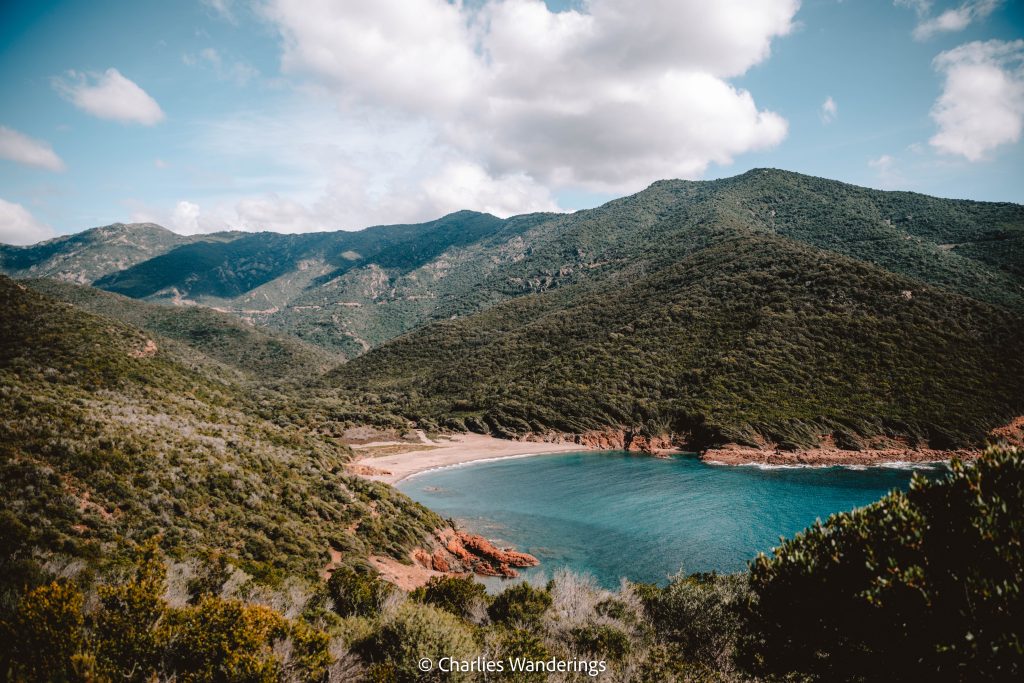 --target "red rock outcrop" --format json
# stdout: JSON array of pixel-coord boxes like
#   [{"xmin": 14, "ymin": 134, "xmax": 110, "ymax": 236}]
[
  {"xmin": 524, "ymin": 429, "xmax": 686, "ymax": 454},
  {"xmin": 991, "ymin": 416, "xmax": 1024, "ymax": 449},
  {"xmin": 422, "ymin": 528, "xmax": 539, "ymax": 578}
]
